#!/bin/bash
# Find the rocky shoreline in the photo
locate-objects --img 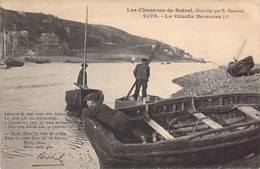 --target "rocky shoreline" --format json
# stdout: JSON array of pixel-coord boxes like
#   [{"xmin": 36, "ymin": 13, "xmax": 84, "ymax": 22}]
[
  {"xmin": 172, "ymin": 64, "xmax": 260, "ymax": 98},
  {"xmin": 171, "ymin": 64, "xmax": 260, "ymax": 168}
]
